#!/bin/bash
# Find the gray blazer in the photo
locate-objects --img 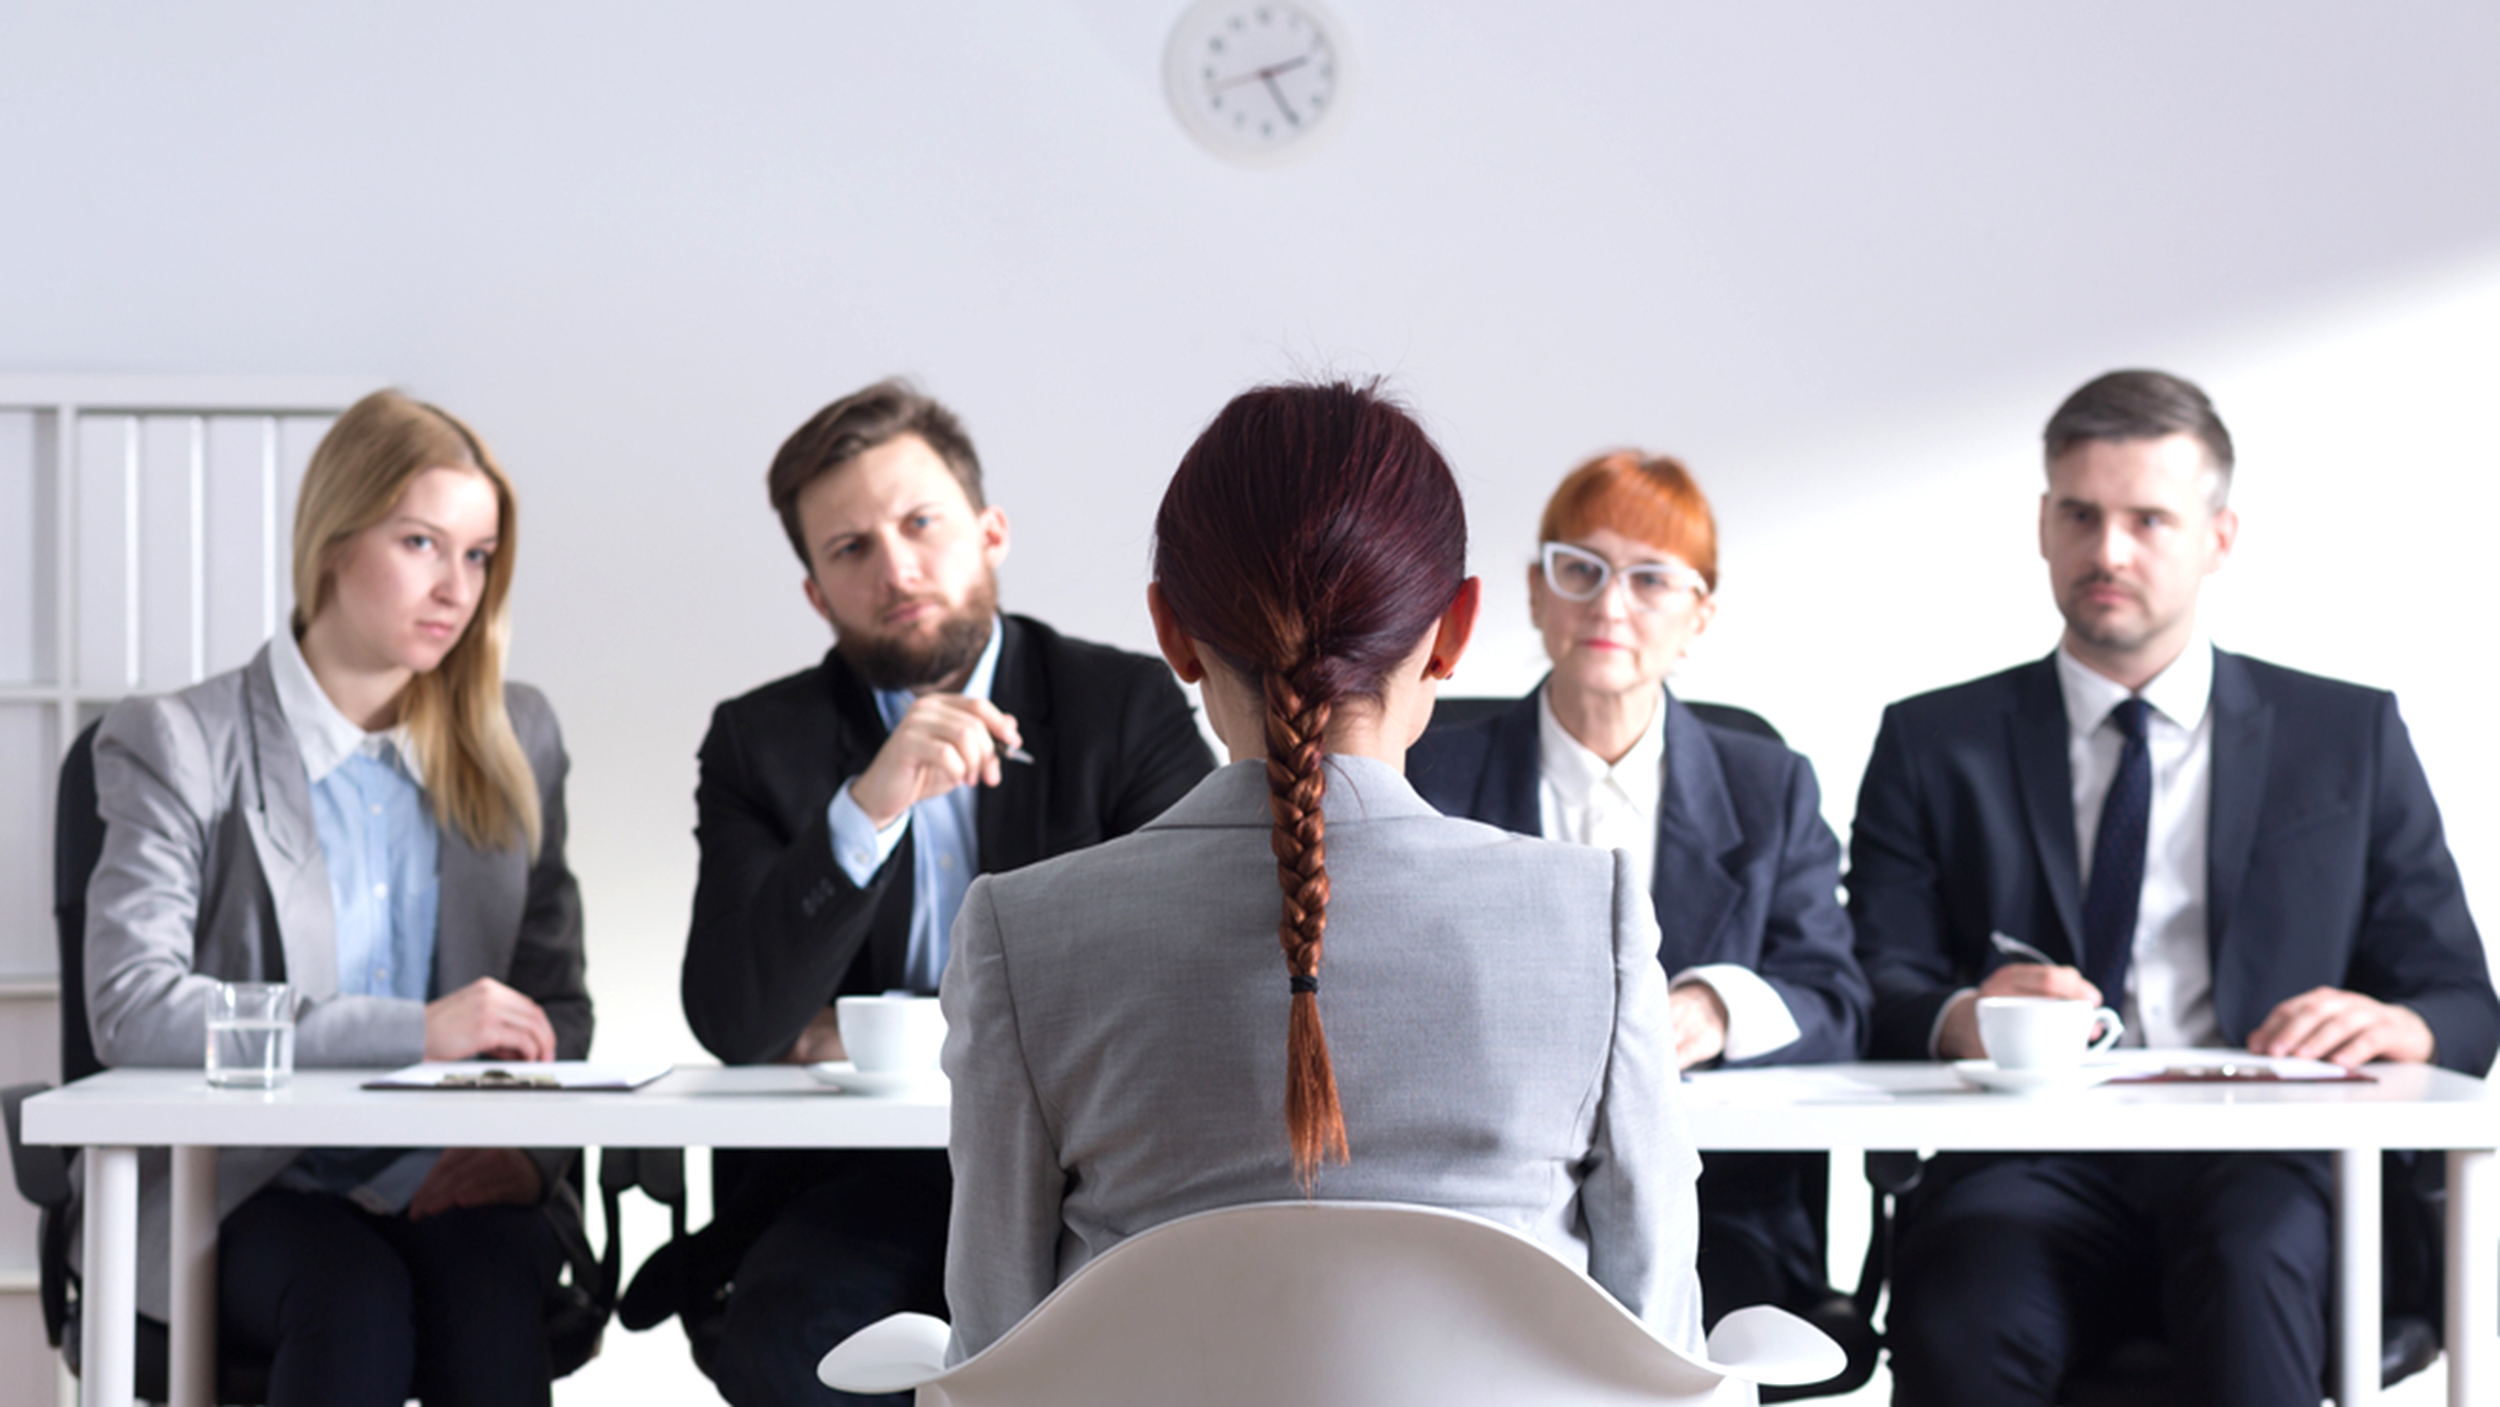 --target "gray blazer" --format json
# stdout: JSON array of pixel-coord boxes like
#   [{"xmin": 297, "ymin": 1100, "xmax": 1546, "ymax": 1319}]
[
  {"xmin": 79, "ymin": 644, "xmax": 590, "ymax": 1318},
  {"xmin": 941, "ymin": 756, "xmax": 1704, "ymax": 1360}
]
